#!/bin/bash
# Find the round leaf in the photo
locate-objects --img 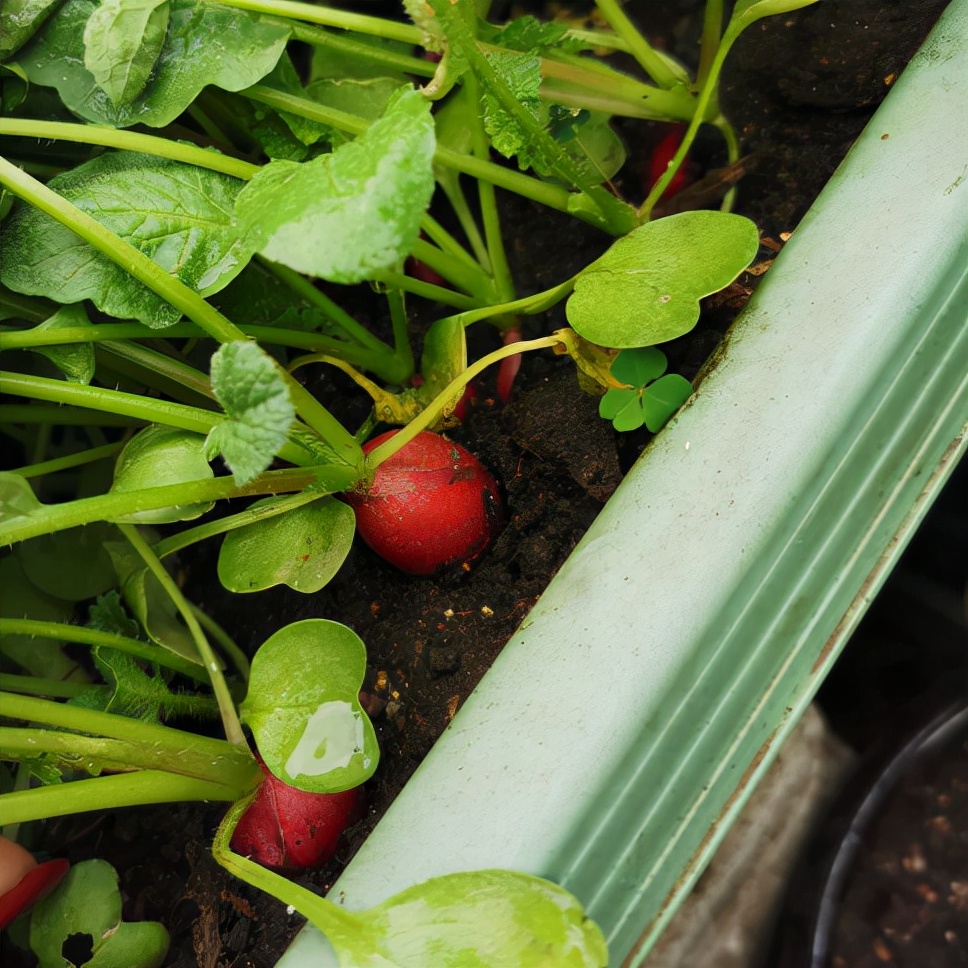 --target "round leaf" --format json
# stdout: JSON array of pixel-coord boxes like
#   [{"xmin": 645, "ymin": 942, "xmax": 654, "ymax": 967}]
[
  {"xmin": 609, "ymin": 346, "xmax": 668, "ymax": 388},
  {"xmin": 240, "ymin": 619, "xmax": 378, "ymax": 792},
  {"xmin": 109, "ymin": 425, "xmax": 214, "ymax": 524},
  {"xmin": 20, "ymin": 521, "xmax": 118, "ymax": 601},
  {"xmin": 29, "ymin": 859, "xmax": 169, "ymax": 968},
  {"xmin": 641, "ymin": 373, "xmax": 694, "ymax": 432},
  {"xmin": 218, "ymin": 496, "xmax": 355, "ymax": 594},
  {"xmin": 567, "ymin": 211, "xmax": 760, "ymax": 348},
  {"xmin": 356, "ymin": 869, "xmax": 608, "ymax": 967}
]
